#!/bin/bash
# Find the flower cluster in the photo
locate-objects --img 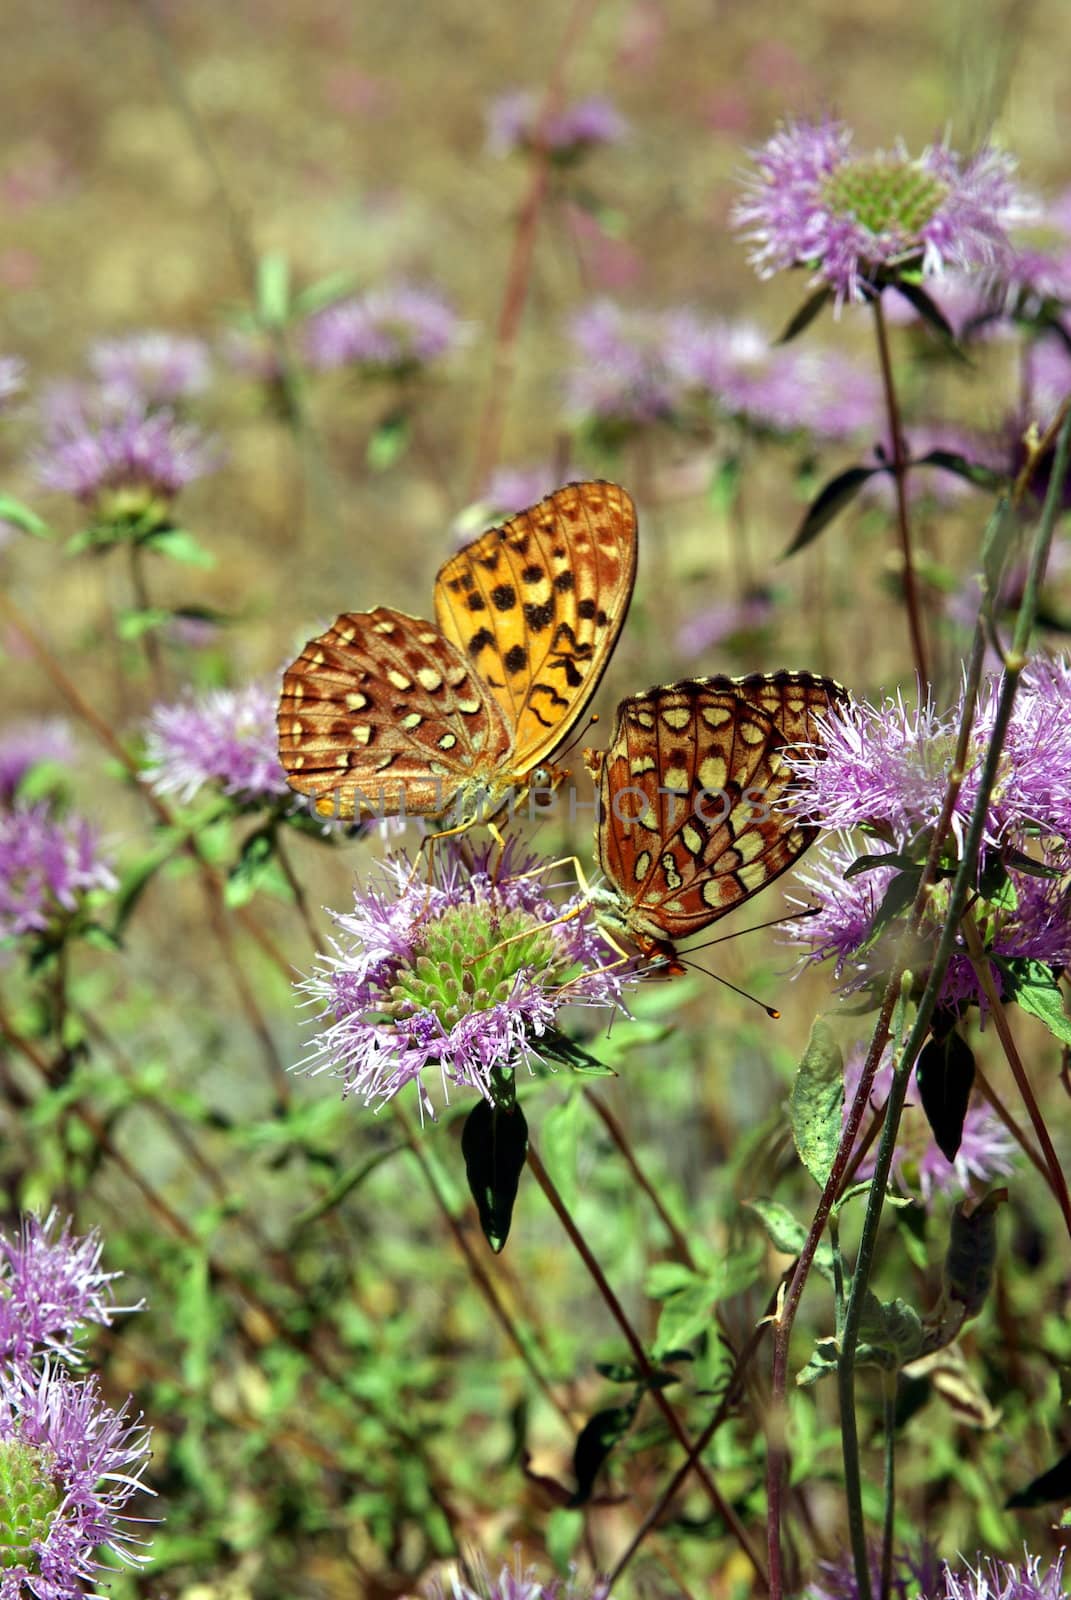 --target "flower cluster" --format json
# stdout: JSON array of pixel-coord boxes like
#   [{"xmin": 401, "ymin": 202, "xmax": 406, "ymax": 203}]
[
  {"xmin": 88, "ymin": 331, "xmax": 213, "ymax": 407},
  {"xmin": 810, "ymin": 1547, "xmax": 1066, "ymax": 1600},
  {"xmin": 299, "ymin": 843, "xmax": 629, "ymax": 1117},
  {"xmin": 0, "ymin": 801, "xmax": 117, "ymax": 946},
  {"xmin": 485, "ymin": 89, "xmax": 627, "ymax": 162},
  {"xmin": 734, "ymin": 117, "xmax": 1027, "ymax": 306},
  {"xmin": 785, "ymin": 661, "xmax": 1071, "ymax": 1010},
  {"xmin": 35, "ymin": 383, "xmax": 219, "ymax": 521},
  {"xmin": 303, "ymin": 284, "xmax": 466, "ymax": 377},
  {"xmin": 564, "ymin": 300, "xmax": 683, "ymax": 432},
  {"xmin": 142, "ymin": 681, "xmax": 291, "ymax": 807},
  {"xmin": 843, "ymin": 1046, "xmax": 1016, "ymax": 1204},
  {"xmin": 0, "ymin": 719, "xmax": 73, "ymax": 805},
  {"xmin": 0, "ymin": 1215, "xmax": 152, "ymax": 1596},
  {"xmin": 665, "ymin": 312, "xmax": 882, "ymax": 440}
]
